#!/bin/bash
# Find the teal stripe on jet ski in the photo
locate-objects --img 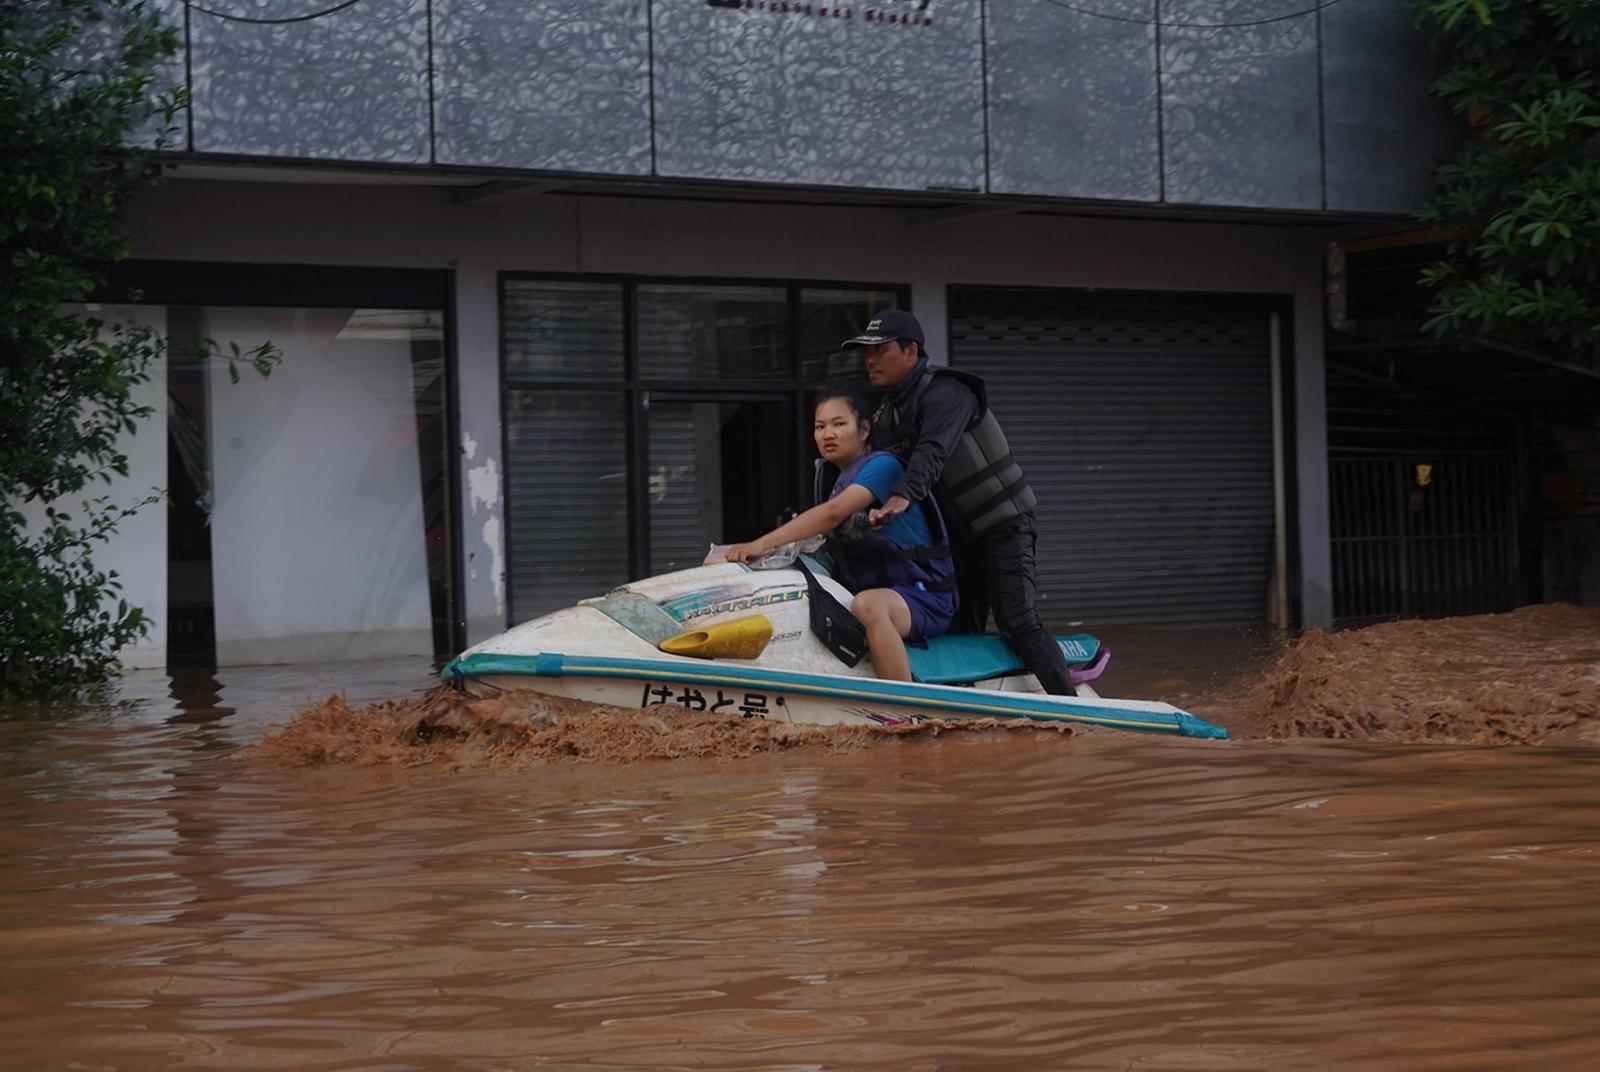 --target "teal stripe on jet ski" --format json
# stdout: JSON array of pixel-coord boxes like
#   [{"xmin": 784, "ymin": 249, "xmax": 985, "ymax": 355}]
[{"xmin": 442, "ymin": 652, "xmax": 1229, "ymax": 740}]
